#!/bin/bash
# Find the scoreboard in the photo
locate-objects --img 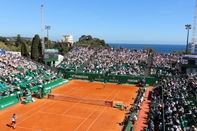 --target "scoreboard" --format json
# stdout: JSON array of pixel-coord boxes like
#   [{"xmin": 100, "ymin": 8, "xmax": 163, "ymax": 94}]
[
  {"xmin": 188, "ymin": 60, "xmax": 197, "ymax": 66},
  {"xmin": 183, "ymin": 55, "xmax": 197, "ymax": 66},
  {"xmin": 44, "ymin": 49, "xmax": 58, "ymax": 62}
]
